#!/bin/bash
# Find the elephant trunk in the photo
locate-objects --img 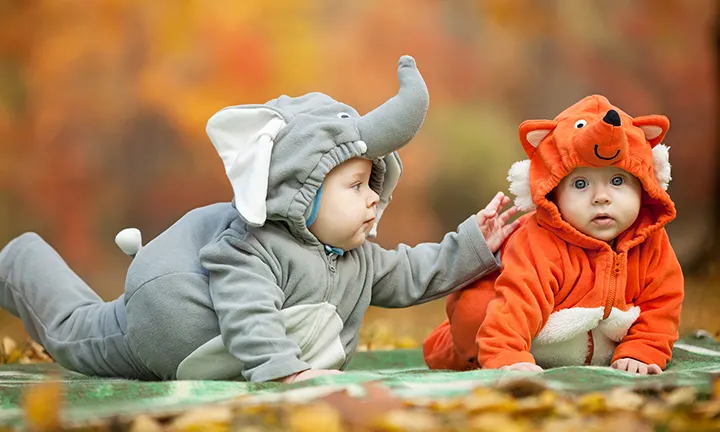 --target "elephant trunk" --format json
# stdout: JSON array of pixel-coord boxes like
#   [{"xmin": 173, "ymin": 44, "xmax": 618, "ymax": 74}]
[{"xmin": 357, "ymin": 56, "xmax": 429, "ymax": 159}]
